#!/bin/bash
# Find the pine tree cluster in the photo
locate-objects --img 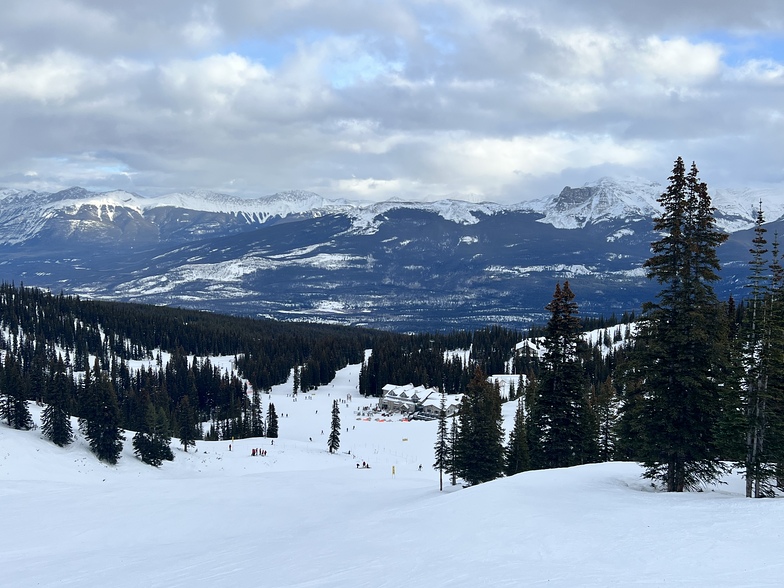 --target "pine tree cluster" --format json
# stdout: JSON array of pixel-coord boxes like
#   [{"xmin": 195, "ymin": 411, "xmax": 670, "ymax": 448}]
[{"xmin": 434, "ymin": 157, "xmax": 784, "ymax": 497}]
